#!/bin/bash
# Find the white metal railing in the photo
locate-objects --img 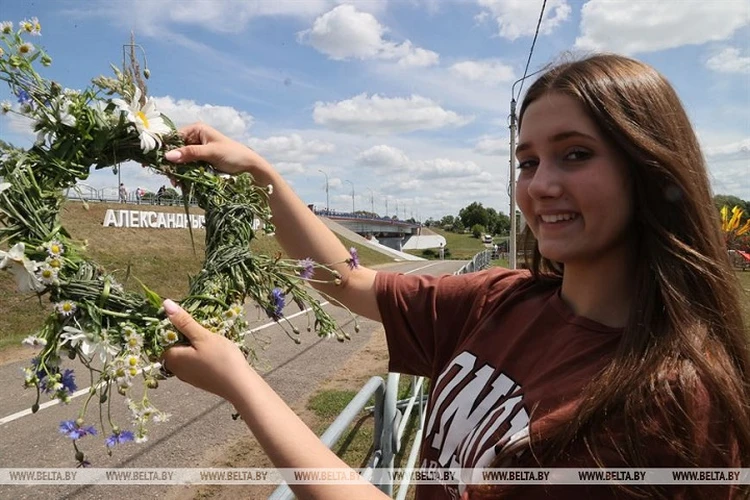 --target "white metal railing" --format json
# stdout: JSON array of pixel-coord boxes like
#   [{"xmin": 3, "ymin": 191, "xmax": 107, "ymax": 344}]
[{"xmin": 268, "ymin": 250, "xmax": 492, "ymax": 499}]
